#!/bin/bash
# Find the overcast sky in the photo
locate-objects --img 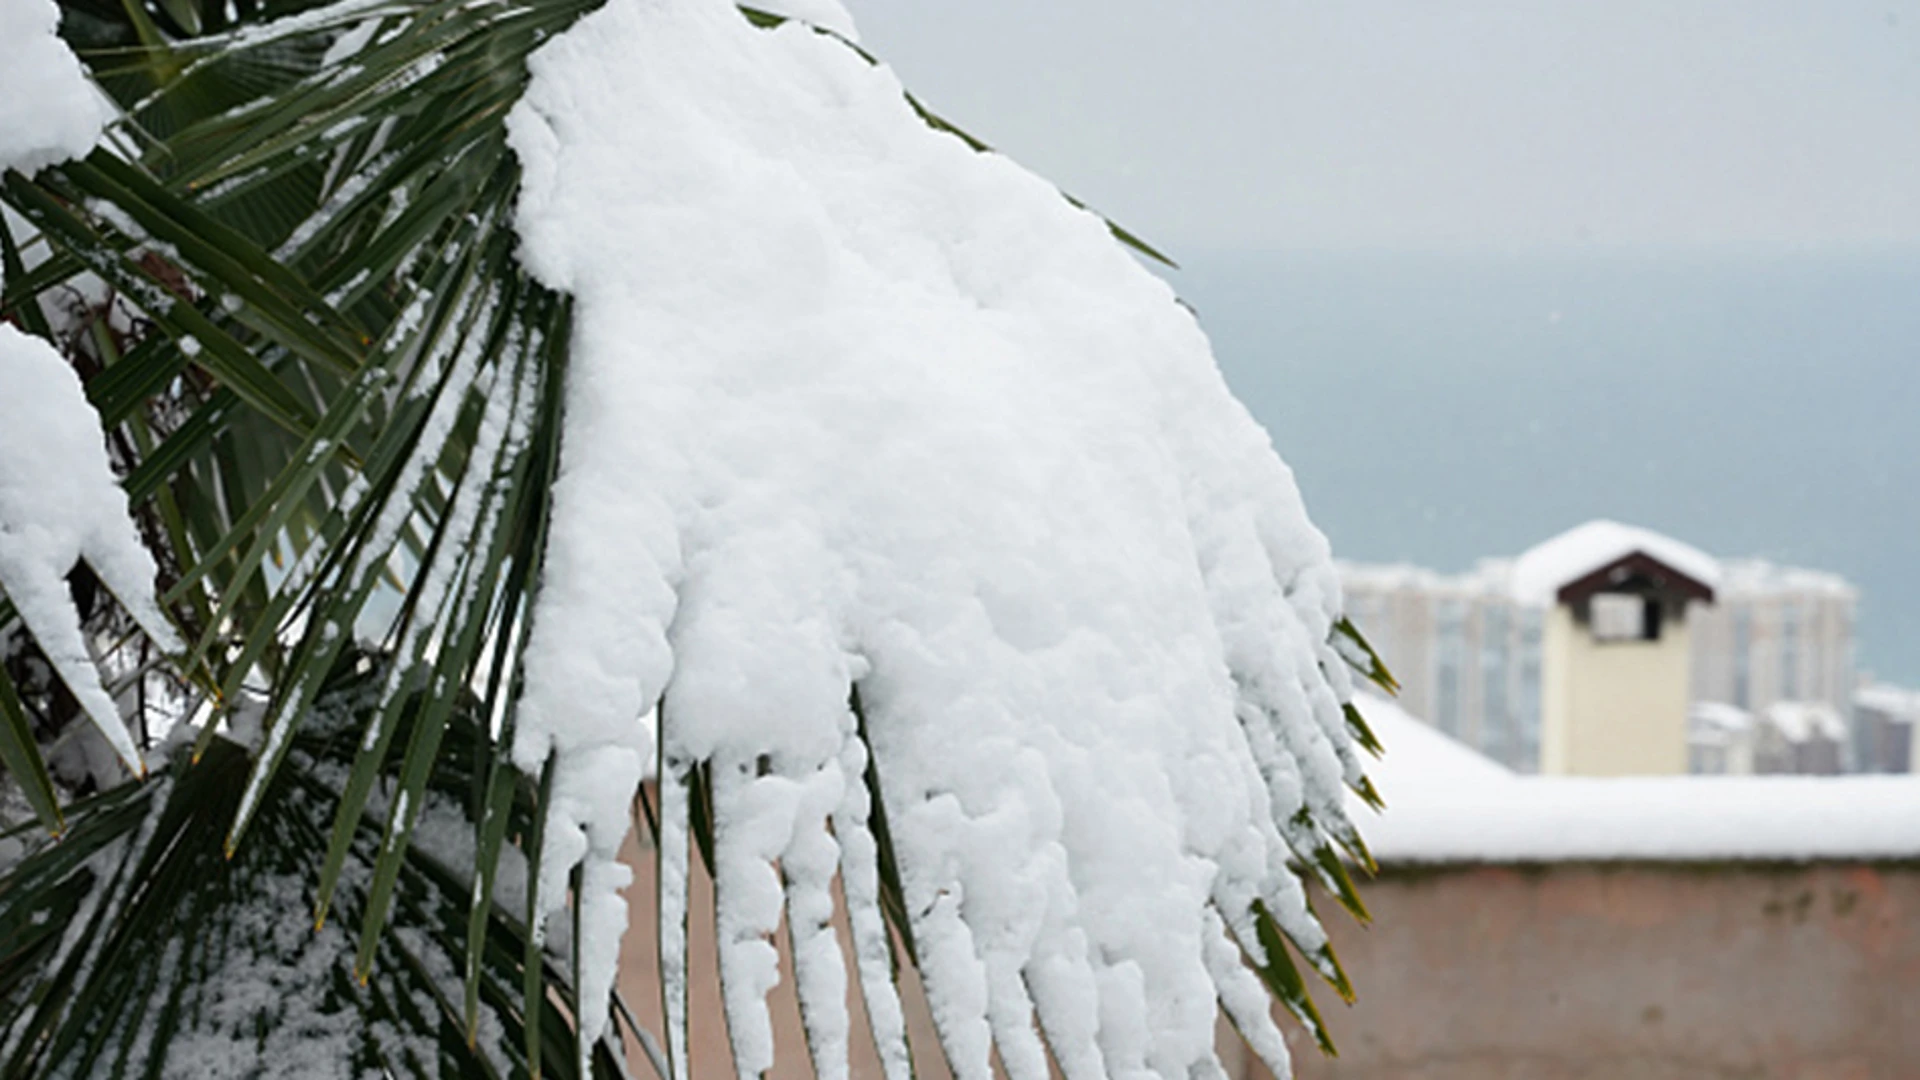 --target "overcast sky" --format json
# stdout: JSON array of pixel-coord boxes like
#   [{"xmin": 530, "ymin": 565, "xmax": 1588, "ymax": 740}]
[{"xmin": 840, "ymin": 1, "xmax": 1920, "ymax": 254}]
